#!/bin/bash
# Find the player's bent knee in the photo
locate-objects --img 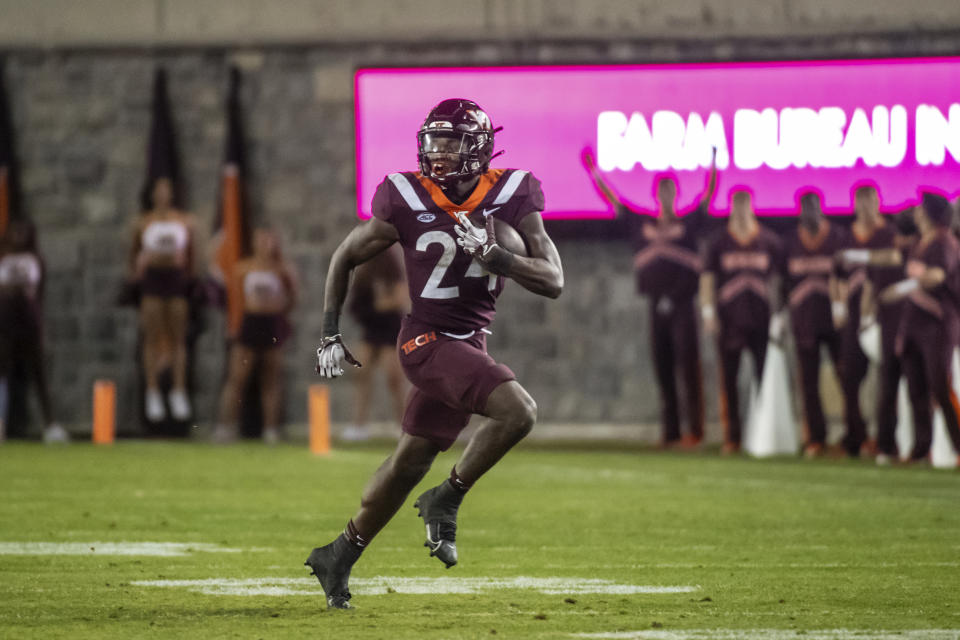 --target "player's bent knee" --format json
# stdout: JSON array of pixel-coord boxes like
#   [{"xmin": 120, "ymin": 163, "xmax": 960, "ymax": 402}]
[
  {"xmin": 508, "ymin": 394, "xmax": 537, "ymax": 439},
  {"xmin": 486, "ymin": 381, "xmax": 538, "ymax": 438}
]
